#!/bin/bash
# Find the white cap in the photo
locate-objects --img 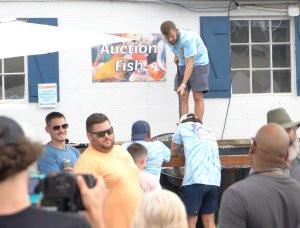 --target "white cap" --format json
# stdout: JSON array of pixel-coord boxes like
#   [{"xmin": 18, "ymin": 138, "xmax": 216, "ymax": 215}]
[{"xmin": 180, "ymin": 113, "xmax": 197, "ymax": 123}]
